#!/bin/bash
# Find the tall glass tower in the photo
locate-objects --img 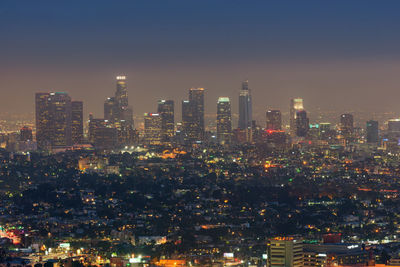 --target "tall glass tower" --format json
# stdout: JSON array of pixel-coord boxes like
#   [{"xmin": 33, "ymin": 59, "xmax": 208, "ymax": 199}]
[
  {"xmin": 290, "ymin": 98, "xmax": 304, "ymax": 136},
  {"xmin": 217, "ymin": 97, "xmax": 232, "ymax": 145},
  {"xmin": 115, "ymin": 75, "xmax": 128, "ymax": 108},
  {"xmin": 158, "ymin": 100, "xmax": 175, "ymax": 142},
  {"xmin": 71, "ymin": 100, "xmax": 83, "ymax": 145},
  {"xmin": 189, "ymin": 88, "xmax": 205, "ymax": 141},
  {"xmin": 36, "ymin": 92, "xmax": 73, "ymax": 149},
  {"xmin": 238, "ymin": 80, "xmax": 252, "ymax": 129}
]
